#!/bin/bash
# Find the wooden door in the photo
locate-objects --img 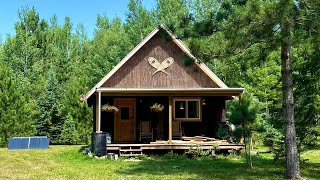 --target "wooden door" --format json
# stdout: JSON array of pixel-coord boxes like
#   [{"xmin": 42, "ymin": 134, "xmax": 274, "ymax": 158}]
[{"xmin": 114, "ymin": 98, "xmax": 136, "ymax": 142}]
